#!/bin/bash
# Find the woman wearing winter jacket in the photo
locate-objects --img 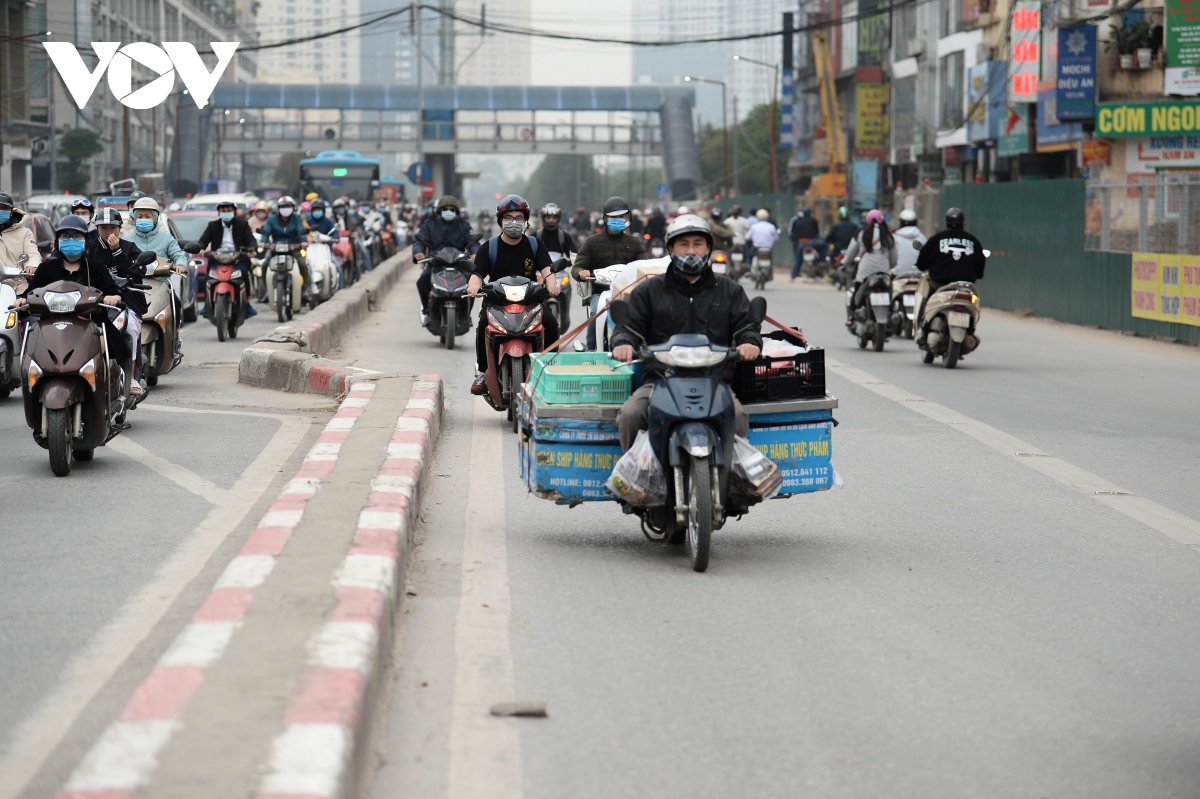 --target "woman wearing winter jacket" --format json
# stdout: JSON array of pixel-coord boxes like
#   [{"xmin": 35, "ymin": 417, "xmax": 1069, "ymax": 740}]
[{"xmin": 842, "ymin": 209, "xmax": 898, "ymax": 325}]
